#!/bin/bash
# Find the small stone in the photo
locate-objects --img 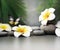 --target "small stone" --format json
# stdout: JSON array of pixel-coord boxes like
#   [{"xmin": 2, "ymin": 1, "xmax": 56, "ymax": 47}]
[
  {"xmin": 0, "ymin": 32, "xmax": 7, "ymax": 36},
  {"xmin": 31, "ymin": 26, "xmax": 40, "ymax": 30},
  {"xmin": 0, "ymin": 32, "xmax": 7, "ymax": 35},
  {"xmin": 8, "ymin": 31, "xmax": 14, "ymax": 36},
  {"xmin": 31, "ymin": 29, "xmax": 44, "ymax": 35},
  {"xmin": 40, "ymin": 24, "xmax": 56, "ymax": 35}
]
